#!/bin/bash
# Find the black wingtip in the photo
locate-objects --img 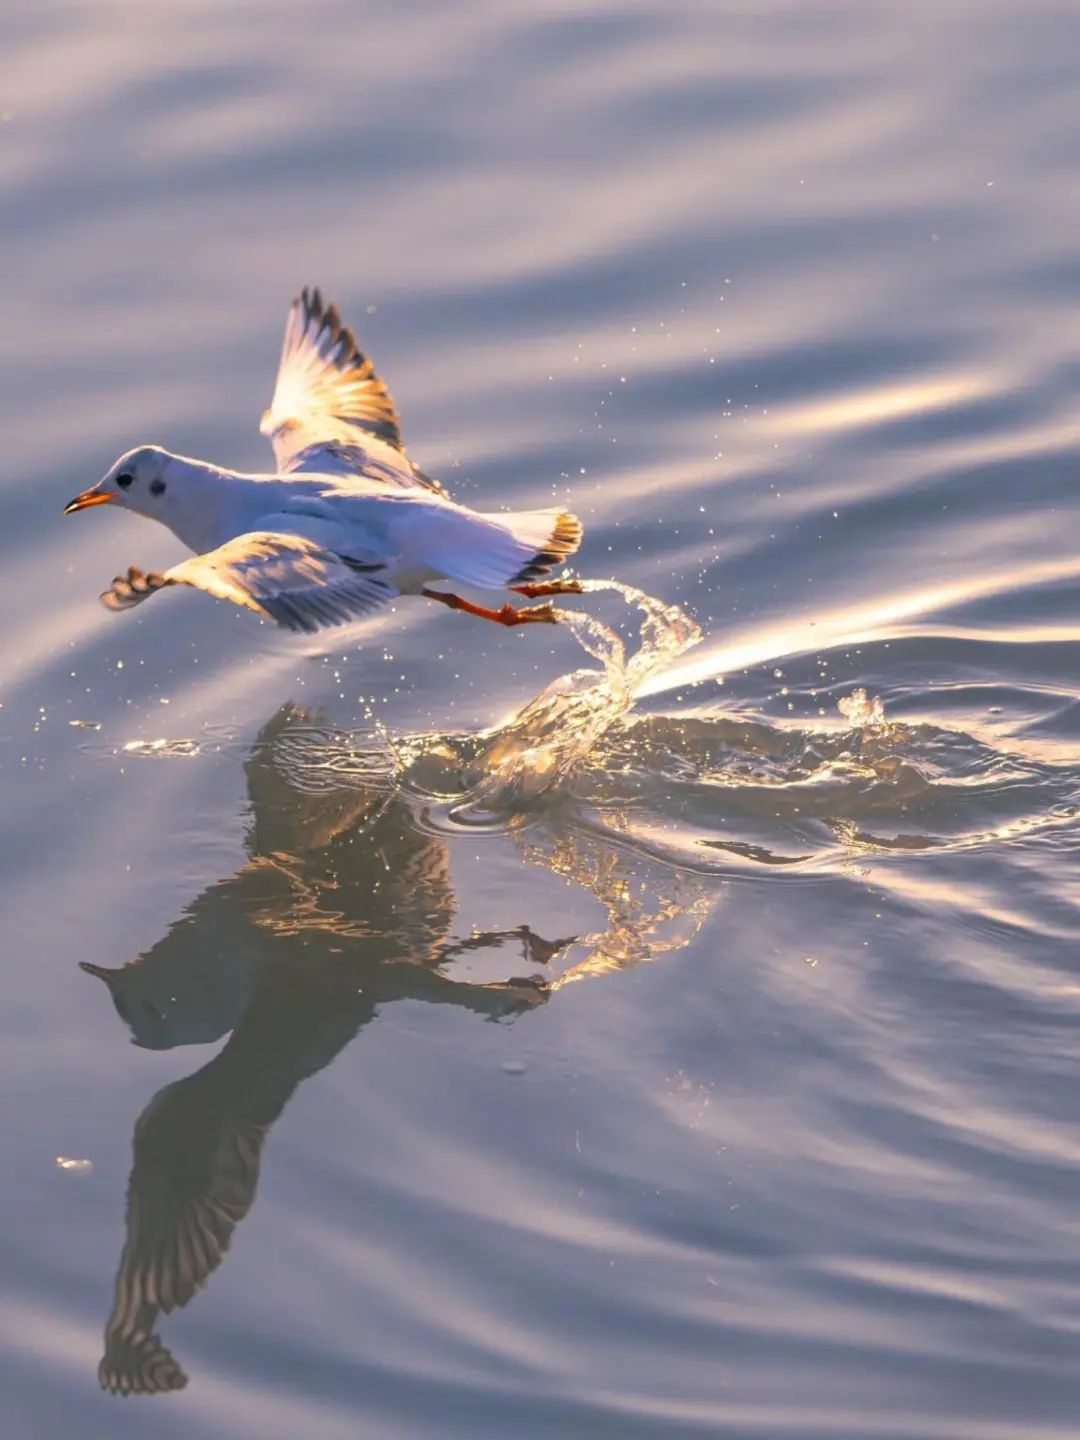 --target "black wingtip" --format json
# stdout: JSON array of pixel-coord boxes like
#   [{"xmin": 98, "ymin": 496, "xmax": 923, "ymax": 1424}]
[{"xmin": 281, "ymin": 286, "xmax": 406, "ymax": 453}]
